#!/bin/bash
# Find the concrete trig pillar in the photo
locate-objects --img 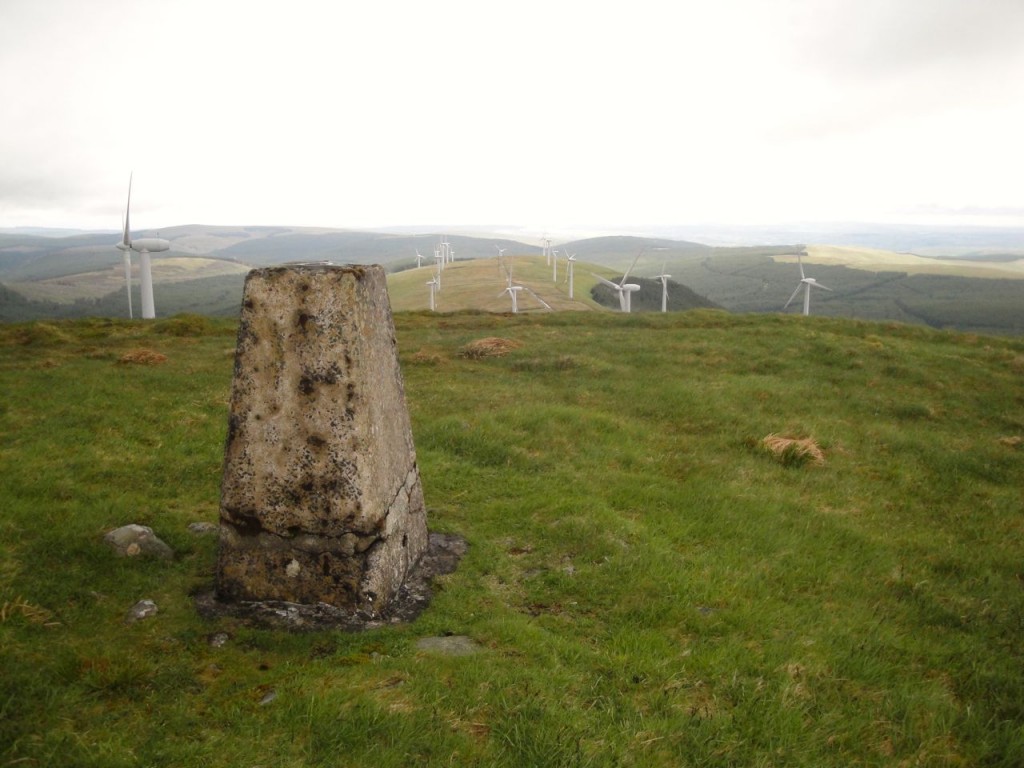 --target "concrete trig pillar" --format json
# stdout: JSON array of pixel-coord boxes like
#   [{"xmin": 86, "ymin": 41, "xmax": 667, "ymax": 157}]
[{"xmin": 216, "ymin": 264, "xmax": 428, "ymax": 616}]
